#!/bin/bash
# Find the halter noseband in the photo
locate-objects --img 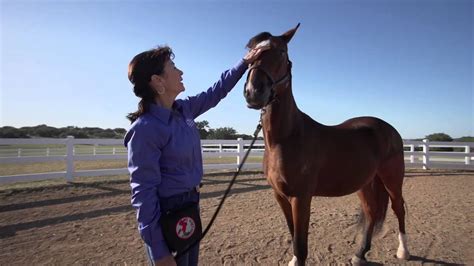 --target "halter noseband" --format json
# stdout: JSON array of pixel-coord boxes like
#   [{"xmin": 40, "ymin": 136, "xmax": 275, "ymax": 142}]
[{"xmin": 247, "ymin": 59, "xmax": 292, "ymax": 108}]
